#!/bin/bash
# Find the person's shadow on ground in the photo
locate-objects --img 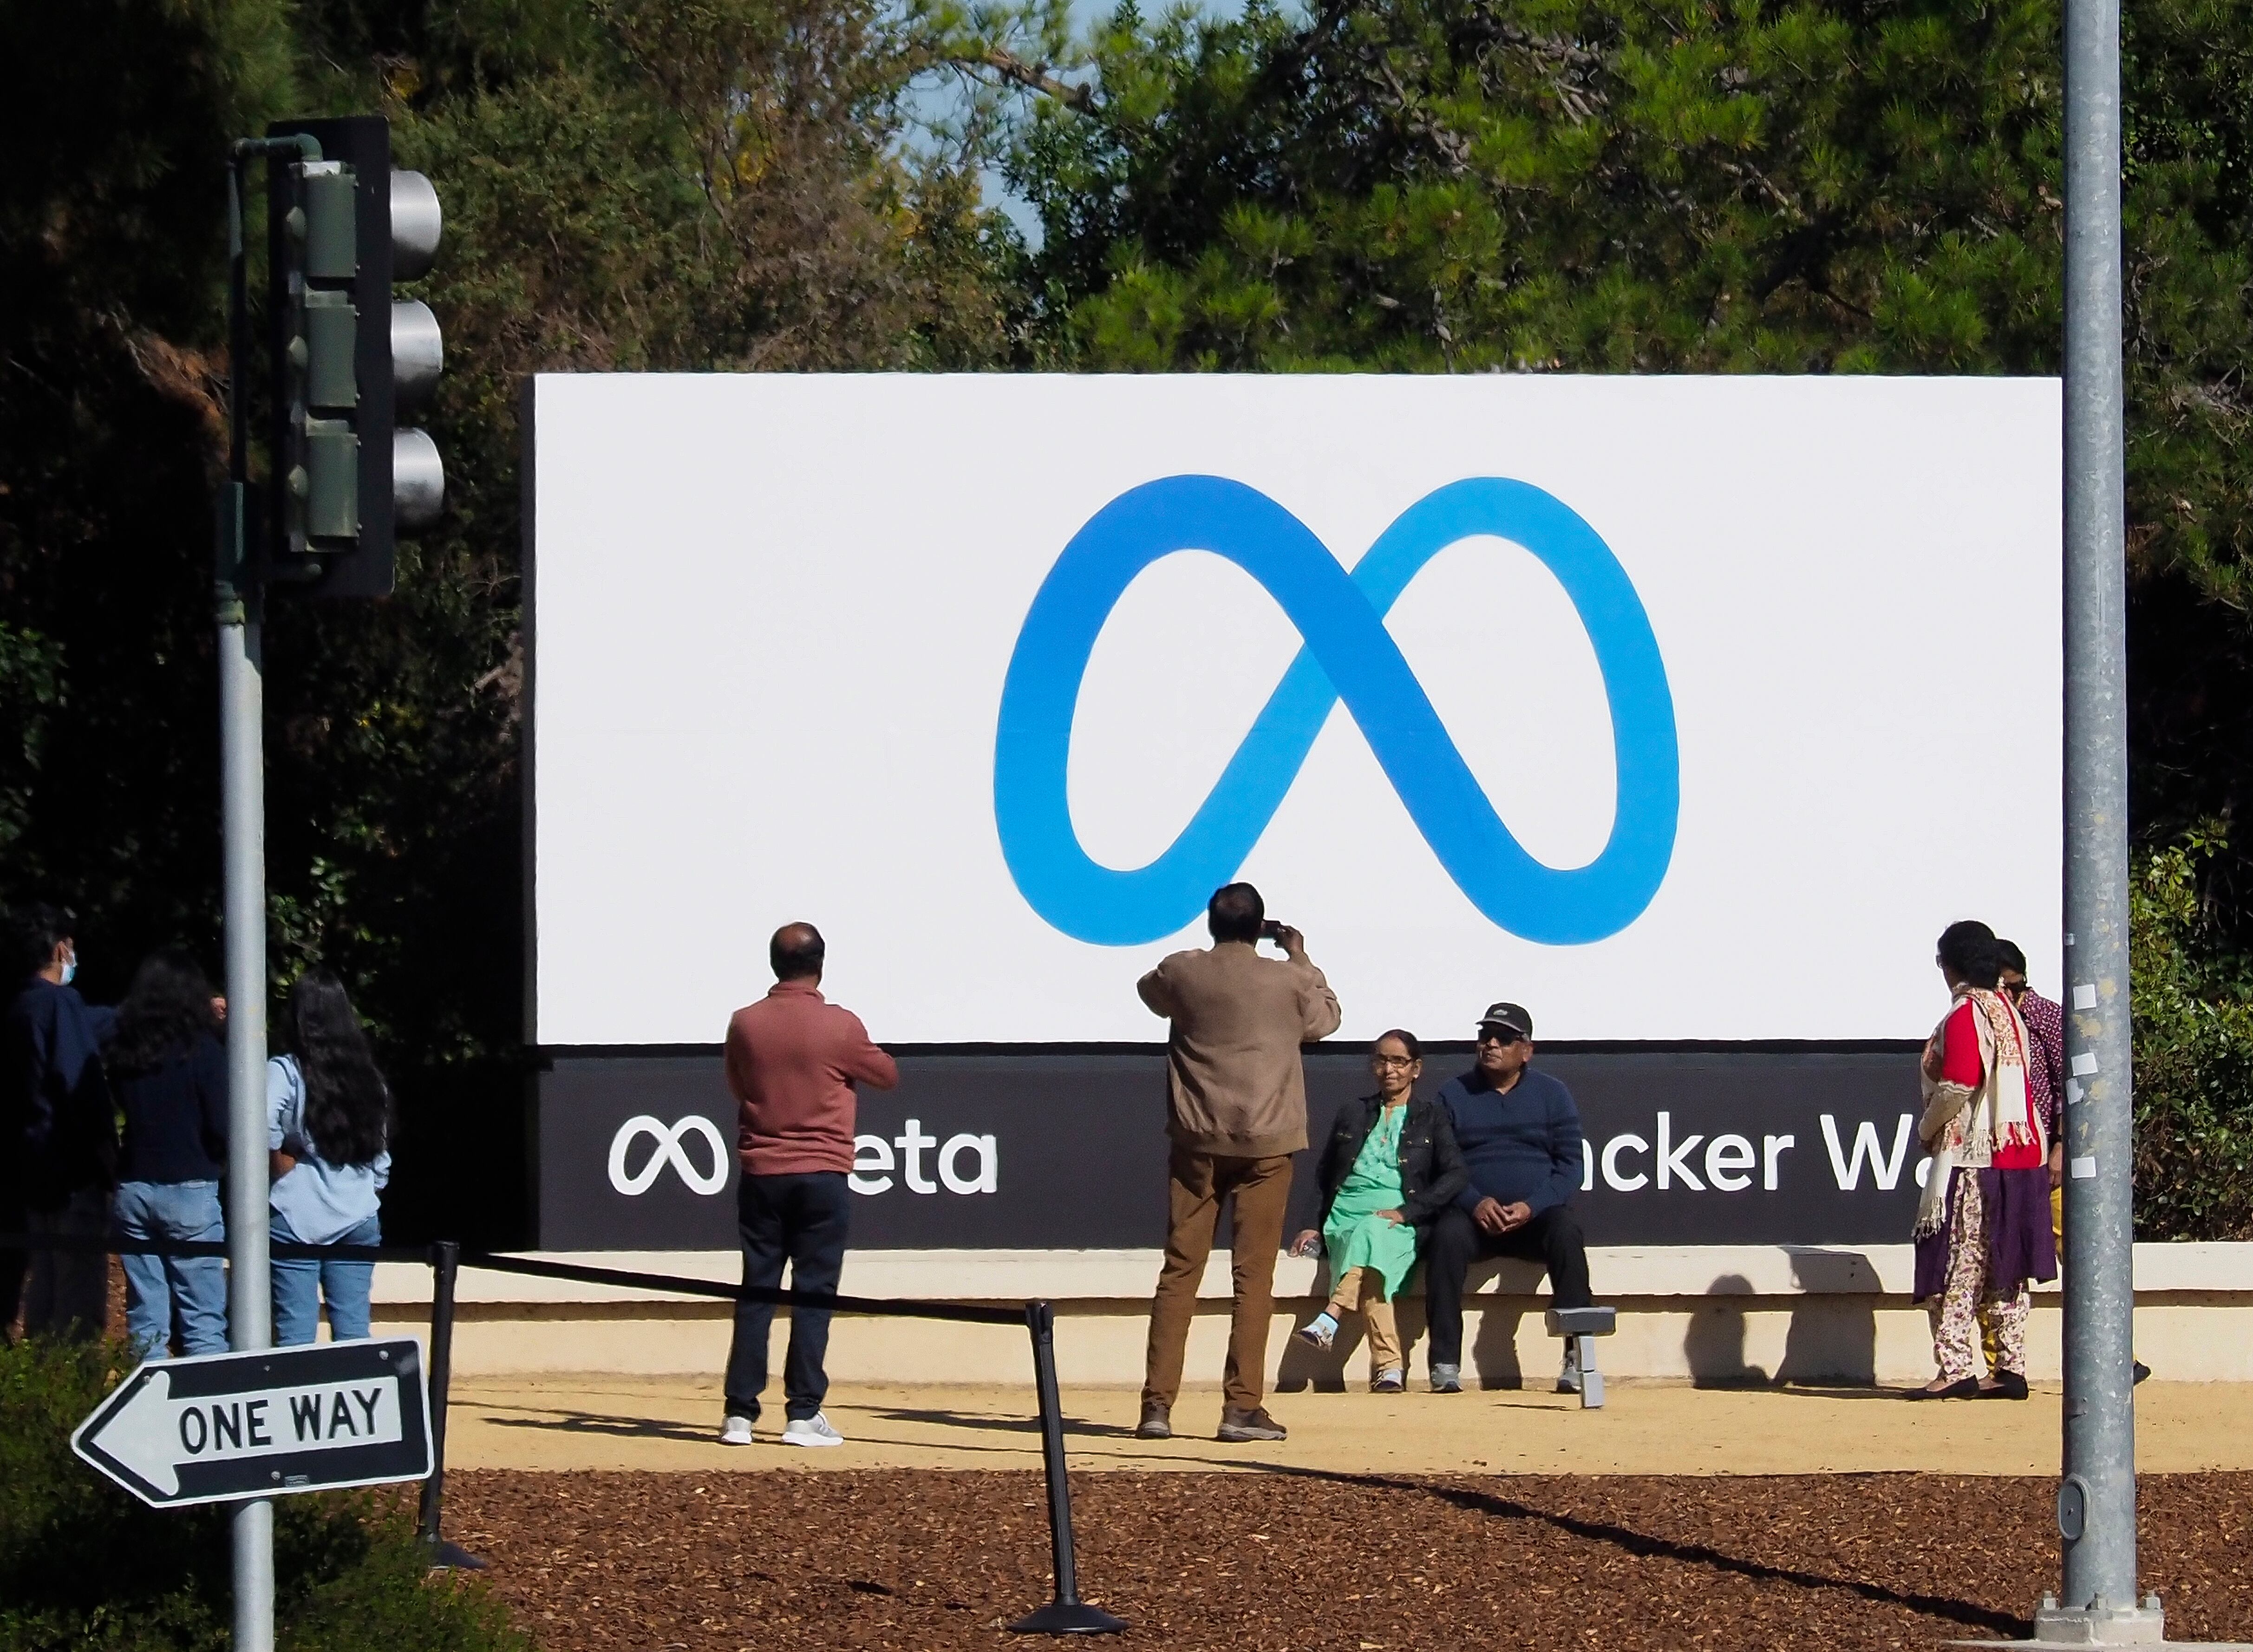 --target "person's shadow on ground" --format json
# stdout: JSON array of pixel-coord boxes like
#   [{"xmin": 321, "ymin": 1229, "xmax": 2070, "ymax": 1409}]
[
  {"xmin": 1685, "ymin": 1273, "xmax": 1769, "ymax": 1386},
  {"xmin": 1776, "ymin": 1247, "xmax": 1879, "ymax": 1387}
]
